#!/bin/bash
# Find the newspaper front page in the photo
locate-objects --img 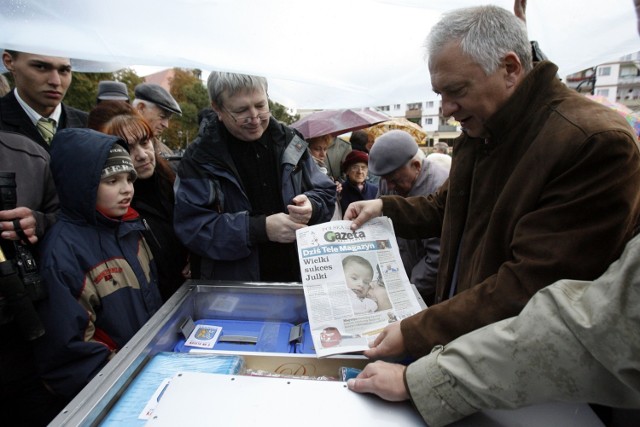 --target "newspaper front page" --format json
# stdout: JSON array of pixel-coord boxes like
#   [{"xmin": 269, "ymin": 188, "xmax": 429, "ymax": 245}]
[{"xmin": 296, "ymin": 217, "xmax": 424, "ymax": 357}]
